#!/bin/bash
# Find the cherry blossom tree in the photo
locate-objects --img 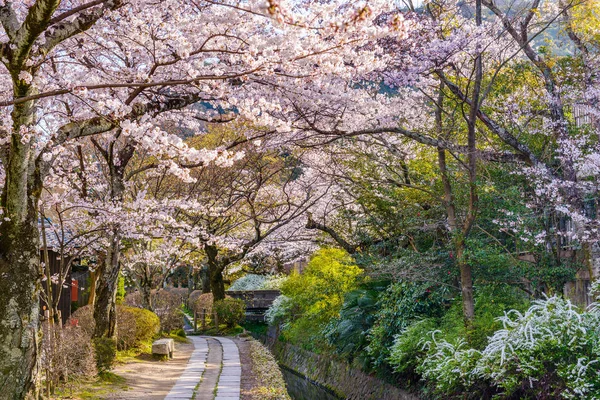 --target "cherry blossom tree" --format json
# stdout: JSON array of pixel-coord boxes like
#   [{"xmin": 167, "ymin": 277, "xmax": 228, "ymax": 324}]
[{"xmin": 0, "ymin": 1, "xmax": 405, "ymax": 395}]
